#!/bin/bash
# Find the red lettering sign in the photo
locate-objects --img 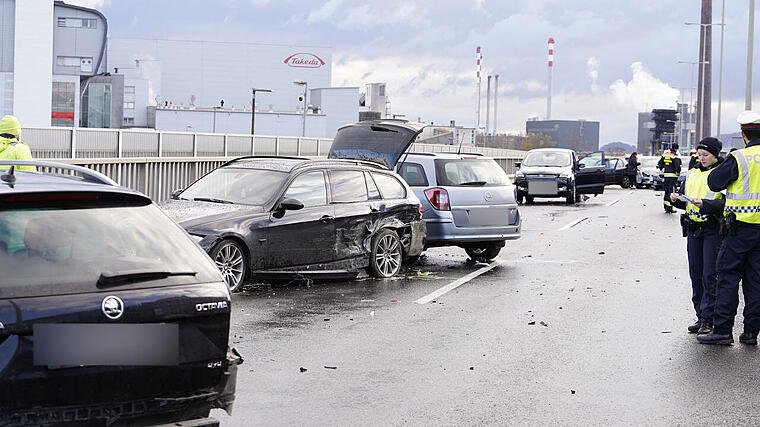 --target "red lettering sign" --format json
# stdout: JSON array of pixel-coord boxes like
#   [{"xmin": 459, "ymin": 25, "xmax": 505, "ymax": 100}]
[
  {"xmin": 283, "ymin": 53, "xmax": 326, "ymax": 69},
  {"xmin": 51, "ymin": 112, "xmax": 74, "ymax": 119}
]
